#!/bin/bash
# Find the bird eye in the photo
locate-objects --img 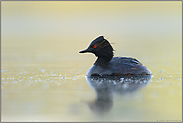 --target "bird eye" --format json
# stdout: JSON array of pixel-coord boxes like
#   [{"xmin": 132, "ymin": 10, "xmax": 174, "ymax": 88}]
[{"xmin": 93, "ymin": 45, "xmax": 97, "ymax": 48}]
